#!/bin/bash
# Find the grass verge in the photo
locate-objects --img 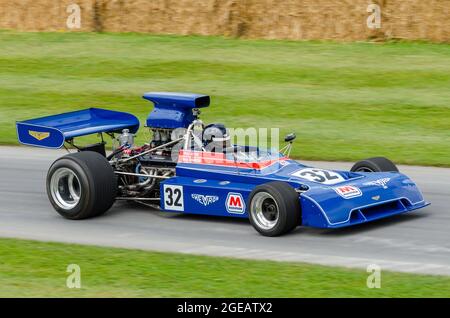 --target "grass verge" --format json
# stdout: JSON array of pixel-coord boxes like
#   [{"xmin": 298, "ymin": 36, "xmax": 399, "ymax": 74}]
[
  {"xmin": 0, "ymin": 31, "xmax": 449, "ymax": 166},
  {"xmin": 0, "ymin": 238, "xmax": 449, "ymax": 297}
]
